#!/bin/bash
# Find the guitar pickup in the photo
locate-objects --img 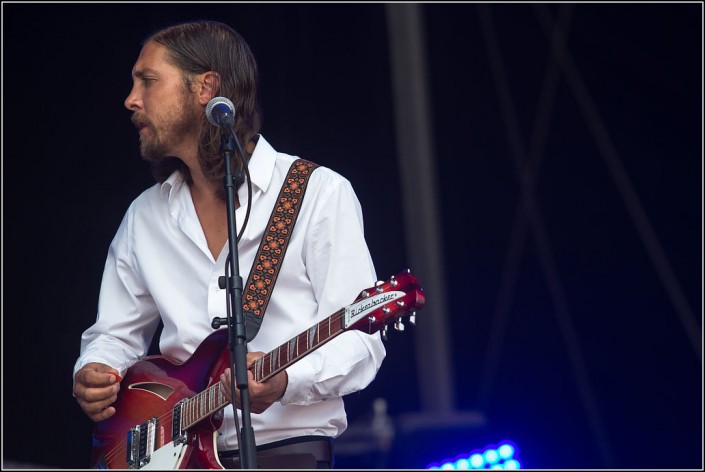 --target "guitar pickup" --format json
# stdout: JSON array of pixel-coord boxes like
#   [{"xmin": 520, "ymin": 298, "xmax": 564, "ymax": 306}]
[{"xmin": 126, "ymin": 417, "xmax": 157, "ymax": 469}]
